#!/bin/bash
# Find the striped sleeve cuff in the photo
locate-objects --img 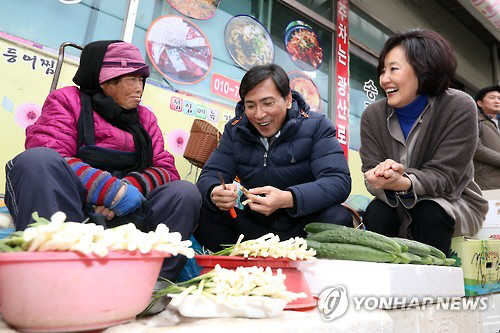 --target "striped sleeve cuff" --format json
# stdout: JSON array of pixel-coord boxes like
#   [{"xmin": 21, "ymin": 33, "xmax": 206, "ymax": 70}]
[
  {"xmin": 122, "ymin": 167, "xmax": 171, "ymax": 195},
  {"xmin": 64, "ymin": 157, "xmax": 123, "ymax": 206}
]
